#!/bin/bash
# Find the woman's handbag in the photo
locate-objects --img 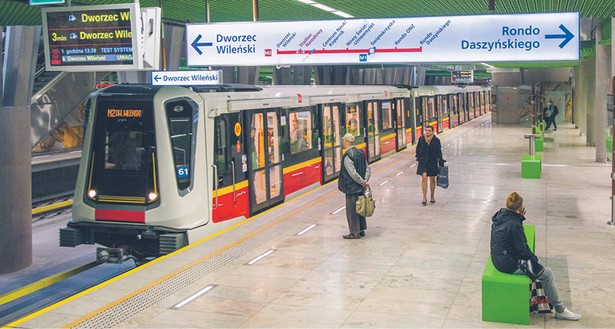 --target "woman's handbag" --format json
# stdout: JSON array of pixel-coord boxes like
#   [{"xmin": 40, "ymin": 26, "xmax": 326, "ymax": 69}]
[
  {"xmin": 356, "ymin": 187, "xmax": 376, "ymax": 217},
  {"xmin": 517, "ymin": 259, "xmax": 545, "ymax": 280},
  {"xmin": 436, "ymin": 165, "xmax": 449, "ymax": 189},
  {"xmin": 530, "ymin": 280, "xmax": 553, "ymax": 314}
]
